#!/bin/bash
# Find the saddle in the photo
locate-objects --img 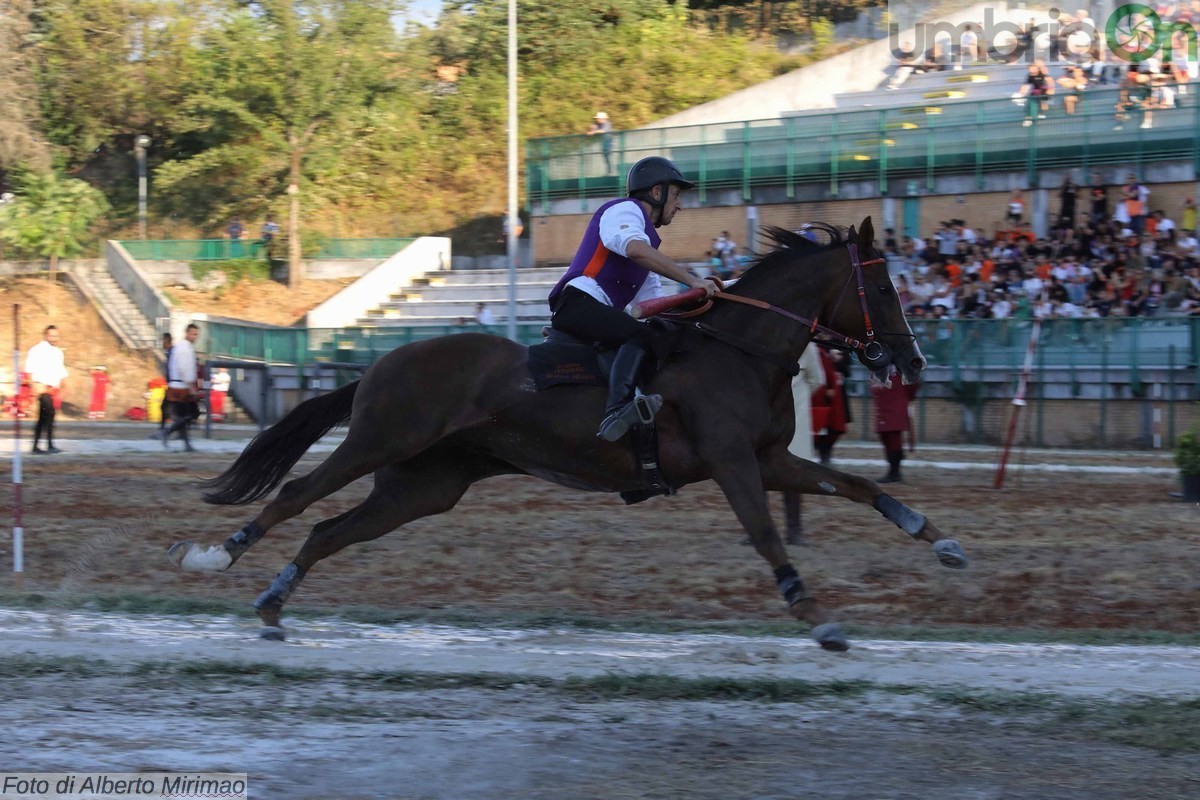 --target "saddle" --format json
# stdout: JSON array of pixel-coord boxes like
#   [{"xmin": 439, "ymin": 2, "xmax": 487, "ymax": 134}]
[{"xmin": 527, "ymin": 323, "xmax": 684, "ymax": 505}]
